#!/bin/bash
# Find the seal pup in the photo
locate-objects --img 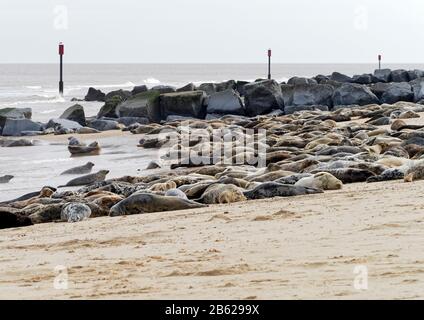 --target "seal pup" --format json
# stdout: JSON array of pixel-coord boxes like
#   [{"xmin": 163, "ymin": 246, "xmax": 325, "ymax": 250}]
[
  {"xmin": 149, "ymin": 181, "xmax": 177, "ymax": 192},
  {"xmin": 59, "ymin": 170, "xmax": 109, "ymax": 187},
  {"xmin": 243, "ymin": 182, "xmax": 323, "ymax": 200},
  {"xmin": 60, "ymin": 162, "xmax": 95, "ymax": 175},
  {"xmin": 61, "ymin": 203, "xmax": 91, "ymax": 223},
  {"xmin": 195, "ymin": 184, "xmax": 246, "ymax": 204},
  {"xmin": 0, "ymin": 175, "xmax": 14, "ymax": 184},
  {"xmin": 404, "ymin": 163, "xmax": 424, "ymax": 182},
  {"xmin": 109, "ymin": 192, "xmax": 206, "ymax": 217},
  {"xmin": 295, "ymin": 172, "xmax": 343, "ymax": 190}
]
